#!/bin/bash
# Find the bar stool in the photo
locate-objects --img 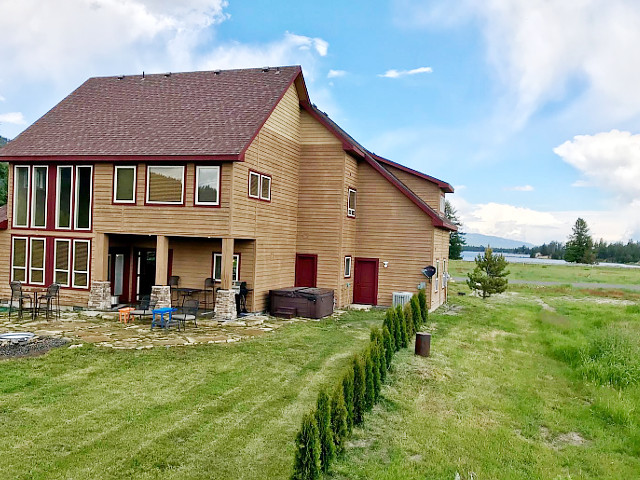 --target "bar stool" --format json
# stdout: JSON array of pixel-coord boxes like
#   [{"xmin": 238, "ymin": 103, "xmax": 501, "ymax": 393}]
[
  {"xmin": 168, "ymin": 276, "xmax": 180, "ymax": 305},
  {"xmin": 203, "ymin": 277, "xmax": 215, "ymax": 311}
]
